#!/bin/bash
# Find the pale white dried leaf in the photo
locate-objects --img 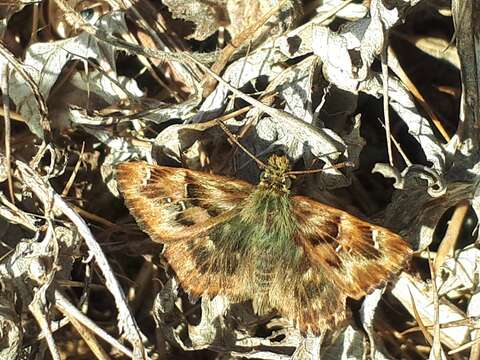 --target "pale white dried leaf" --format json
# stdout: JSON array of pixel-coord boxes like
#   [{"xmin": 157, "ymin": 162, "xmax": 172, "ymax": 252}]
[
  {"xmin": 0, "ymin": 226, "xmax": 78, "ymax": 285},
  {"xmin": 438, "ymin": 247, "xmax": 480, "ymax": 296},
  {"xmin": 341, "ymin": 114, "xmax": 365, "ymax": 169},
  {"xmin": 0, "ymin": 223, "xmax": 79, "ymax": 359},
  {"xmin": 155, "ymin": 278, "xmax": 179, "ymax": 315},
  {"xmin": 0, "ymin": 279, "xmax": 22, "ymax": 360},
  {"xmin": 16, "ymin": 162, "xmax": 147, "ymax": 357},
  {"xmin": 323, "ymin": 326, "xmax": 367, "ymax": 360},
  {"xmin": 138, "ymin": 96, "xmax": 201, "ymax": 124},
  {"xmin": 466, "ymin": 290, "xmax": 480, "ymax": 351},
  {"xmin": 0, "ymin": 192, "xmax": 38, "ymax": 231},
  {"xmin": 188, "ymin": 296, "xmax": 230, "ymax": 348},
  {"xmin": 391, "ymin": 273, "xmax": 470, "ymax": 349},
  {"xmin": 162, "ymin": 0, "xmax": 227, "ymax": 41},
  {"xmin": 51, "ymin": 70, "xmax": 144, "ymax": 130},
  {"xmin": 162, "ymin": 0, "xmax": 296, "ymax": 41},
  {"xmin": 252, "ymin": 116, "xmax": 350, "ymax": 187},
  {"xmin": 312, "ymin": 25, "xmax": 358, "ymax": 91},
  {"xmin": 378, "ymin": 166, "xmax": 478, "ymax": 250},
  {"xmin": 296, "ymin": 0, "xmax": 448, "ymax": 172},
  {"xmin": 315, "ymin": 0, "xmax": 369, "ymax": 23},
  {"xmin": 152, "ymin": 124, "xmax": 189, "ymax": 162},
  {"xmin": 467, "ymin": 292, "xmax": 480, "ymax": 318},
  {"xmin": 276, "ymin": 25, "xmax": 314, "ymax": 59},
  {"xmin": 291, "ymin": 336, "xmax": 321, "ymax": 360},
  {"xmin": 362, "ymin": 74, "xmax": 446, "ymax": 171},
  {"xmin": 357, "ymin": 0, "xmax": 399, "ymax": 73},
  {"xmin": 70, "ymin": 70, "xmax": 143, "ymax": 102},
  {"xmin": 310, "ymin": 0, "xmax": 402, "ymax": 91},
  {"xmin": 7, "ymin": 11, "xmax": 132, "ymax": 137},
  {"xmin": 70, "ymin": 95, "xmax": 200, "ymax": 127},
  {"xmin": 360, "ymin": 288, "xmax": 382, "ymax": 338},
  {"xmin": 234, "ymin": 351, "xmax": 291, "ymax": 359},
  {"xmin": 226, "ymin": 0, "xmax": 298, "ymax": 39},
  {"xmin": 472, "ymin": 175, "xmax": 480, "ymax": 242},
  {"xmin": 90, "ymin": 130, "xmax": 152, "ymax": 196},
  {"xmin": 192, "ymin": 44, "xmax": 287, "ymax": 123},
  {"xmin": 359, "ymin": 288, "xmax": 395, "ymax": 359},
  {"xmin": 372, "ymin": 164, "xmax": 446, "ymax": 198},
  {"xmin": 264, "ymin": 56, "xmax": 319, "ymax": 124},
  {"xmin": 152, "ymin": 120, "xmax": 220, "ymax": 166},
  {"xmin": 154, "ymin": 289, "xmax": 304, "ymax": 356},
  {"xmin": 0, "ymin": 152, "xmax": 7, "ymax": 183},
  {"xmin": 83, "ymin": 127, "xmax": 150, "ymax": 156}
]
